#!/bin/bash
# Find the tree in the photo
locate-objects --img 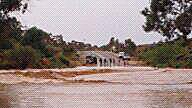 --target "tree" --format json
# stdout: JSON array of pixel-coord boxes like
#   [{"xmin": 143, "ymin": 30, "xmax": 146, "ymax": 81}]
[
  {"xmin": 0, "ymin": 0, "xmax": 28, "ymax": 33},
  {"xmin": 0, "ymin": 0, "xmax": 28, "ymax": 16},
  {"xmin": 22, "ymin": 27, "xmax": 49, "ymax": 50},
  {"xmin": 0, "ymin": 17, "xmax": 22, "ymax": 40},
  {"xmin": 115, "ymin": 39, "xmax": 120, "ymax": 47},
  {"xmin": 4, "ymin": 46, "xmax": 40, "ymax": 69},
  {"xmin": 141, "ymin": 0, "xmax": 192, "ymax": 39},
  {"xmin": 0, "ymin": 40, "xmax": 13, "ymax": 49},
  {"xmin": 140, "ymin": 43, "xmax": 190, "ymax": 68},
  {"xmin": 0, "ymin": 0, "xmax": 28, "ymax": 47},
  {"xmin": 124, "ymin": 39, "xmax": 136, "ymax": 55},
  {"xmin": 109, "ymin": 37, "xmax": 115, "ymax": 45}
]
